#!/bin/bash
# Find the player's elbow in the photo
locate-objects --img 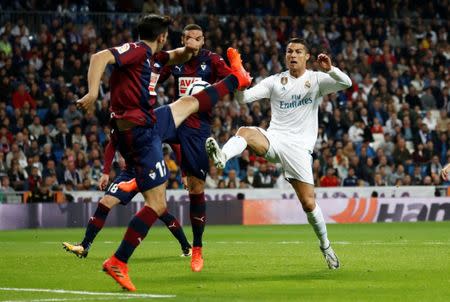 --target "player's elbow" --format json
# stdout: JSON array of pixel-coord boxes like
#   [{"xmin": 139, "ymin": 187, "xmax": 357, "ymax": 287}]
[
  {"xmin": 89, "ymin": 52, "xmax": 99, "ymax": 62},
  {"xmin": 91, "ymin": 50, "xmax": 115, "ymax": 65},
  {"xmin": 343, "ymin": 77, "xmax": 352, "ymax": 89}
]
